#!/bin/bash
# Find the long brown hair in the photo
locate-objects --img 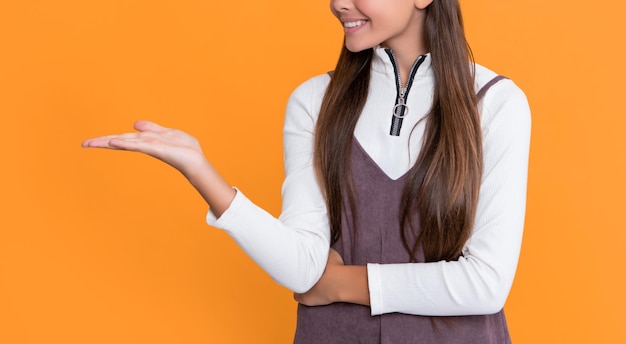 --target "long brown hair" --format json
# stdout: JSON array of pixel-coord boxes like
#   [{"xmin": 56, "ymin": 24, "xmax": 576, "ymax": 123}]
[{"xmin": 315, "ymin": 0, "xmax": 481, "ymax": 263}]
